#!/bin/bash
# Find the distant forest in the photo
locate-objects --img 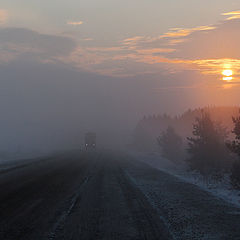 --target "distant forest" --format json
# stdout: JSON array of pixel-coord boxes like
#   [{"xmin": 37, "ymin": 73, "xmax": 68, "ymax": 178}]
[{"xmin": 133, "ymin": 106, "xmax": 239, "ymax": 152}]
